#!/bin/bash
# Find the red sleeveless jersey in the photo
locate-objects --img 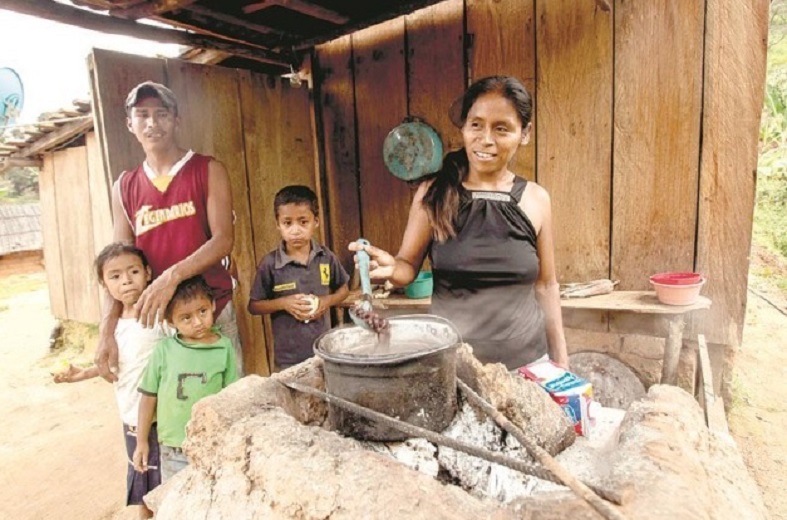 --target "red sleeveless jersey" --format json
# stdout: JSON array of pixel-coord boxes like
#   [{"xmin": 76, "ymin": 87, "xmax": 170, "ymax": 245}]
[{"xmin": 119, "ymin": 153, "xmax": 233, "ymax": 314}]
